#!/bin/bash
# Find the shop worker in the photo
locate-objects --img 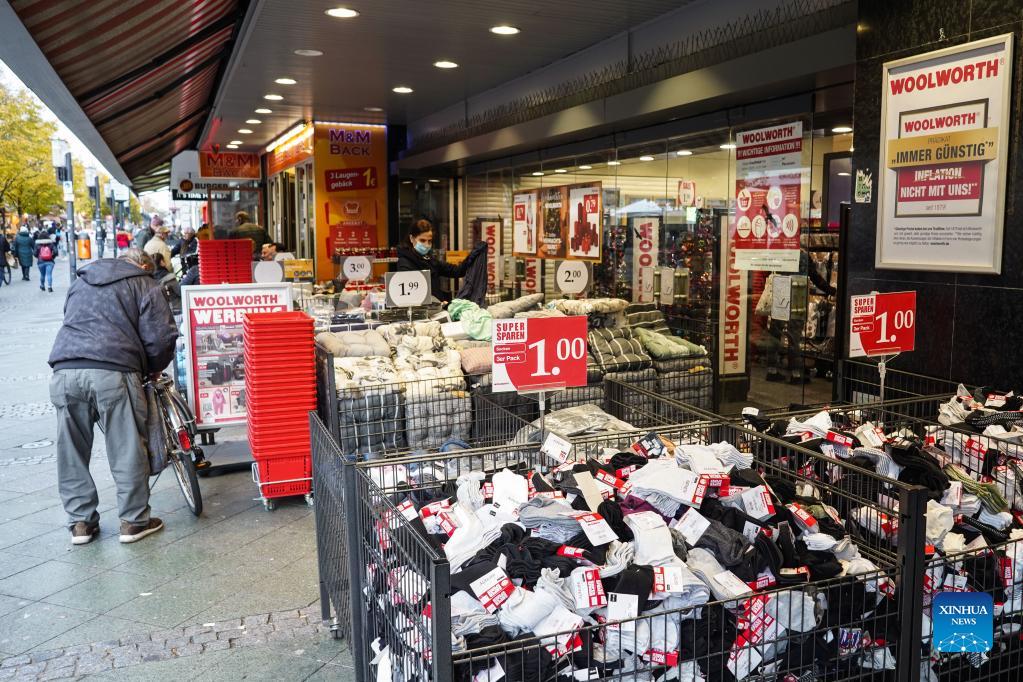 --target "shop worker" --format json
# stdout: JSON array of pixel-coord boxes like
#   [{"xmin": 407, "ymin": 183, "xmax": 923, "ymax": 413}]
[
  {"xmin": 230, "ymin": 210, "xmax": 271, "ymax": 258},
  {"xmin": 48, "ymin": 248, "xmax": 177, "ymax": 545},
  {"xmin": 396, "ymin": 218, "xmax": 486, "ymax": 302}
]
